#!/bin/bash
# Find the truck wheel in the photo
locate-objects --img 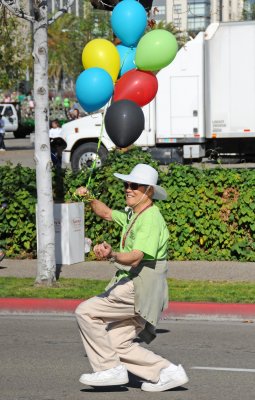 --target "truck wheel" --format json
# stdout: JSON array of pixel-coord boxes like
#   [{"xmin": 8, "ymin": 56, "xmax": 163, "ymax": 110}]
[
  {"xmin": 13, "ymin": 130, "xmax": 27, "ymax": 139},
  {"xmin": 71, "ymin": 142, "xmax": 108, "ymax": 171}
]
